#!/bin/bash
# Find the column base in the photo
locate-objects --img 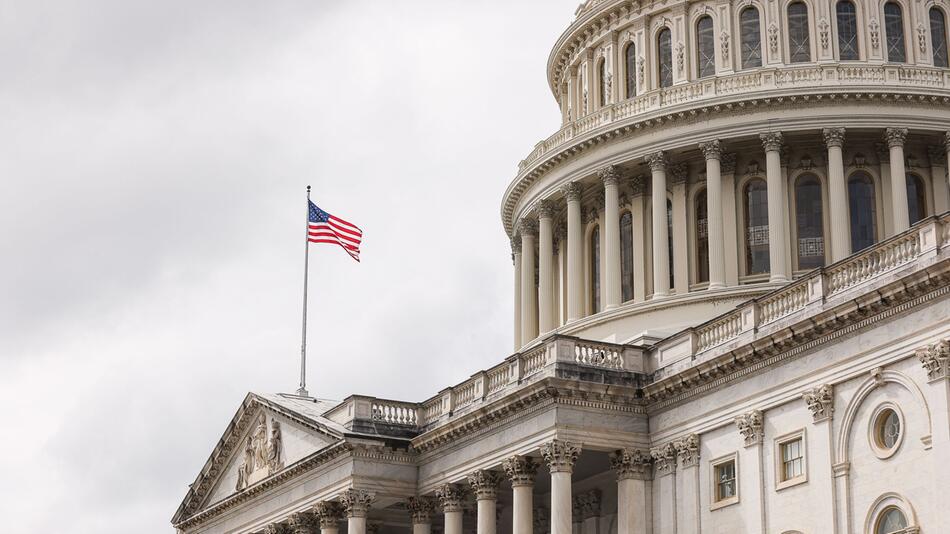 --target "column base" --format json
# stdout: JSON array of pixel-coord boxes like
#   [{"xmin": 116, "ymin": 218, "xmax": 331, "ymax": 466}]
[
  {"xmin": 769, "ymin": 274, "xmax": 789, "ymax": 284},
  {"xmin": 708, "ymin": 282, "xmax": 726, "ymax": 290}
]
